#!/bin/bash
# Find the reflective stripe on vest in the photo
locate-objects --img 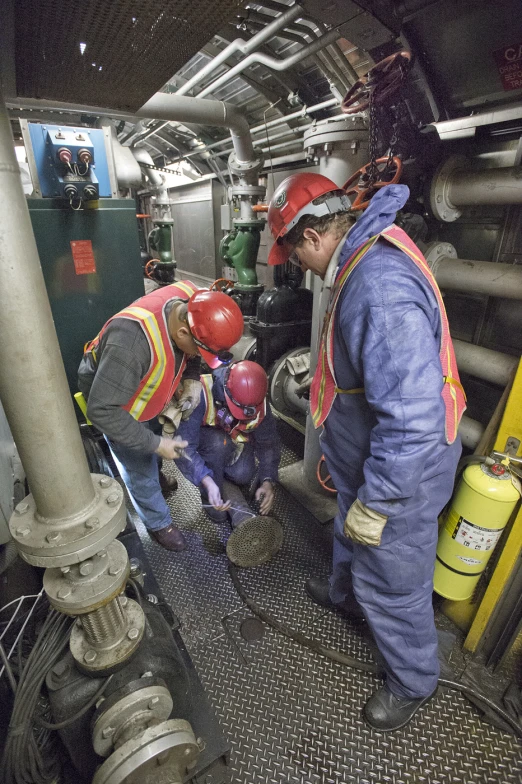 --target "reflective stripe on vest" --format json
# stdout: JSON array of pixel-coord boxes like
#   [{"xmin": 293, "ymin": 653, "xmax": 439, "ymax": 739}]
[
  {"xmin": 310, "ymin": 226, "xmax": 466, "ymax": 444},
  {"xmin": 201, "ymin": 374, "xmax": 217, "ymax": 426},
  {"xmin": 85, "ymin": 280, "xmax": 198, "ymax": 422}
]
